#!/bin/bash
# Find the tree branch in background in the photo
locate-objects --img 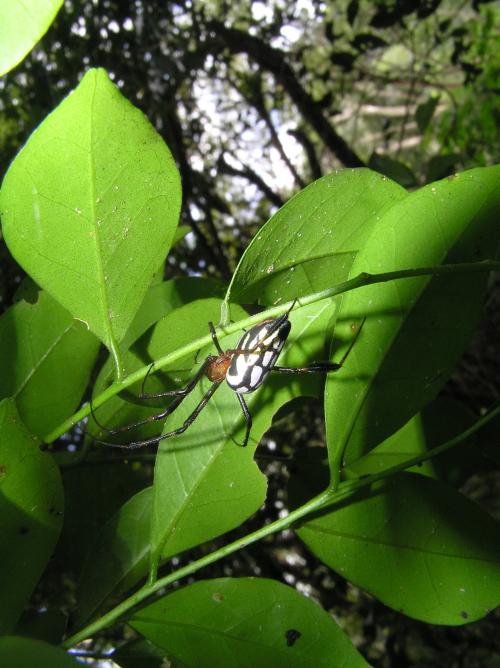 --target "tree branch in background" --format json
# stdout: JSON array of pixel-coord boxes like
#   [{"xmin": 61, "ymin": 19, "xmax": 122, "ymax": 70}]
[
  {"xmin": 249, "ymin": 75, "xmax": 306, "ymax": 189},
  {"xmin": 205, "ymin": 21, "xmax": 364, "ymax": 168},
  {"xmin": 218, "ymin": 154, "xmax": 285, "ymax": 208},
  {"xmin": 162, "ymin": 102, "xmax": 232, "ymax": 277},
  {"xmin": 288, "ymin": 127, "xmax": 323, "ymax": 181}
]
